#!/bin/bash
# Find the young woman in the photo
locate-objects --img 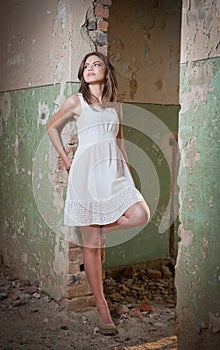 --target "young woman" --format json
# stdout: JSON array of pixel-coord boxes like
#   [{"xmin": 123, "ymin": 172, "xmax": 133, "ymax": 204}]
[{"xmin": 47, "ymin": 52, "xmax": 150, "ymax": 335}]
